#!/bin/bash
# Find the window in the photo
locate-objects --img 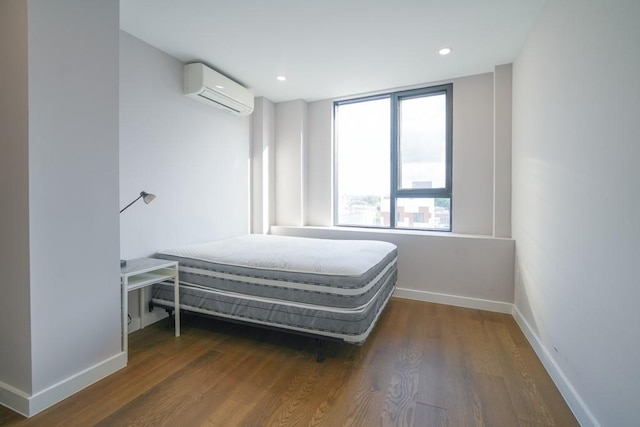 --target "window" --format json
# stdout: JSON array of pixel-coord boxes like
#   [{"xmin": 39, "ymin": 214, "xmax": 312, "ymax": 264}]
[{"xmin": 334, "ymin": 84, "xmax": 452, "ymax": 231}]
